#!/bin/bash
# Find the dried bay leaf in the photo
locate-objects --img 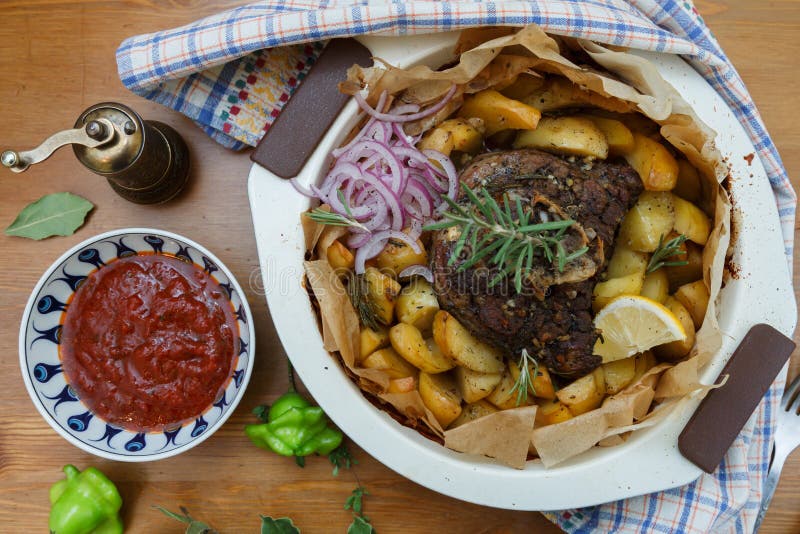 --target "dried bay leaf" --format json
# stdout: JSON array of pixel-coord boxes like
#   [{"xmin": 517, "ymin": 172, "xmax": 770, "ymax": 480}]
[
  {"xmin": 5, "ymin": 192, "xmax": 93, "ymax": 240},
  {"xmin": 260, "ymin": 516, "xmax": 301, "ymax": 534}
]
